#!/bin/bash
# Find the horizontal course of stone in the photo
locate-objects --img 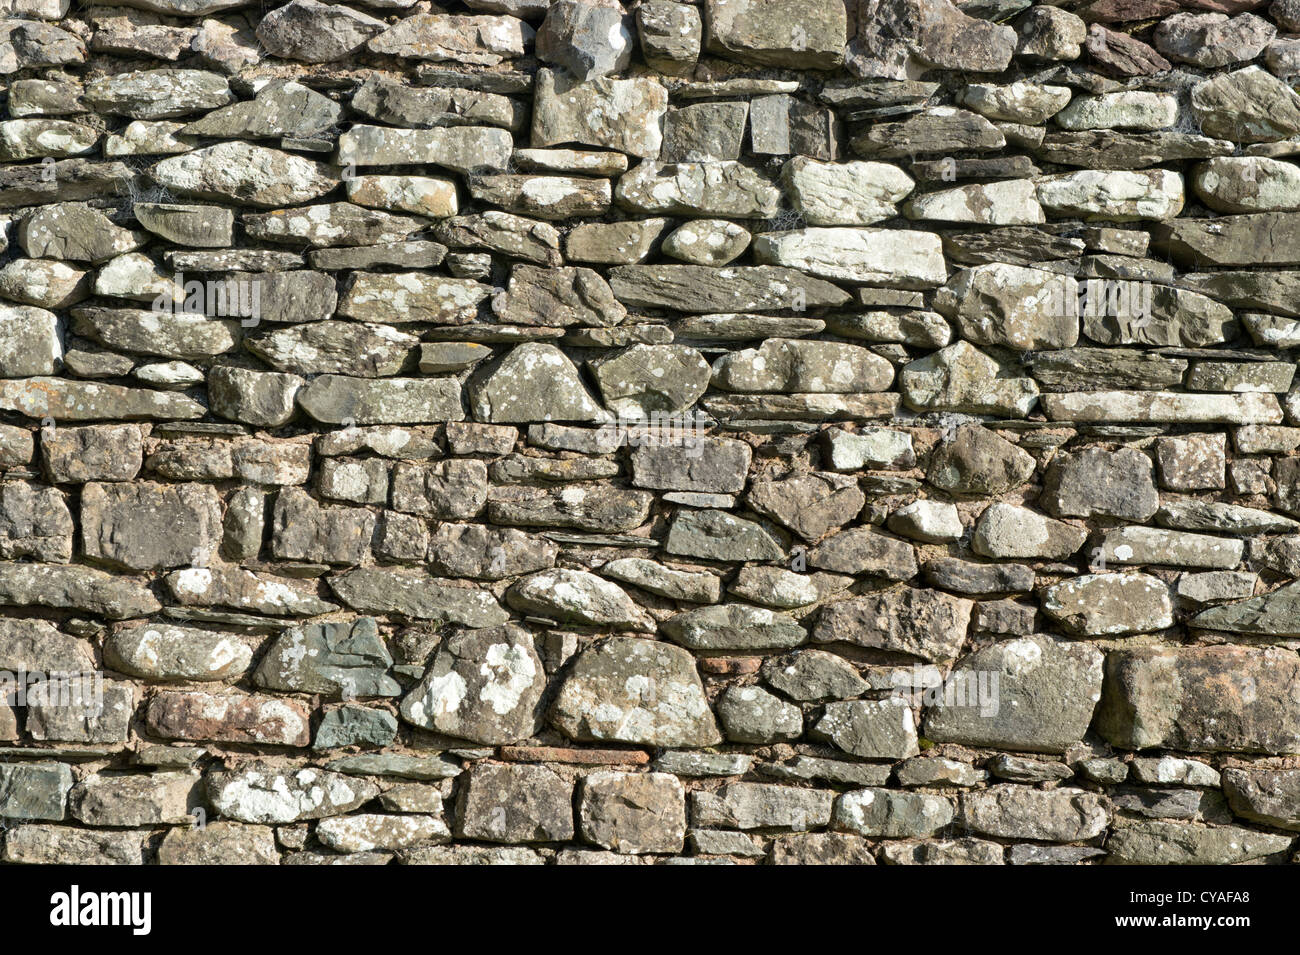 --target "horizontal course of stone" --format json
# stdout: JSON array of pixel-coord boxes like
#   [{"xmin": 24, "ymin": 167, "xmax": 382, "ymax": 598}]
[{"xmin": 4, "ymin": 0, "xmax": 1300, "ymax": 866}]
